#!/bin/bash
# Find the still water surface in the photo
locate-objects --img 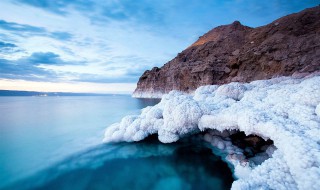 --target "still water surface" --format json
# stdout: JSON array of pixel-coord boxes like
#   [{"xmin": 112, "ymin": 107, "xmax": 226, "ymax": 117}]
[{"xmin": 0, "ymin": 95, "xmax": 233, "ymax": 190}]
